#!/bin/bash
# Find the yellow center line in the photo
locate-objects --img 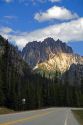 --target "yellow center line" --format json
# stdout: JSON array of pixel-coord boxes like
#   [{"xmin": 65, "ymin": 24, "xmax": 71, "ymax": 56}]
[{"xmin": 0, "ymin": 111, "xmax": 53, "ymax": 125}]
